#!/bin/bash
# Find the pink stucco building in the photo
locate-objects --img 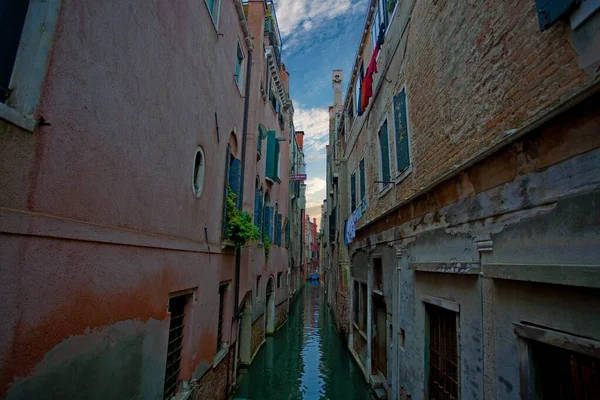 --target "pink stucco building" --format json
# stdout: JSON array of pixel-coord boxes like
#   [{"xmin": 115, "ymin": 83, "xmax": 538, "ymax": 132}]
[{"xmin": 0, "ymin": 1, "xmax": 295, "ymax": 399}]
